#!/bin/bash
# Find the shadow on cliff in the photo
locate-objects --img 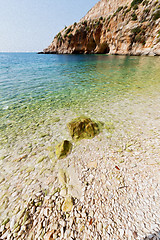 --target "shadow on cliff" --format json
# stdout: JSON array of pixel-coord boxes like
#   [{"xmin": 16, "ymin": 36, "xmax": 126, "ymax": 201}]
[{"xmin": 143, "ymin": 231, "xmax": 160, "ymax": 240}]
